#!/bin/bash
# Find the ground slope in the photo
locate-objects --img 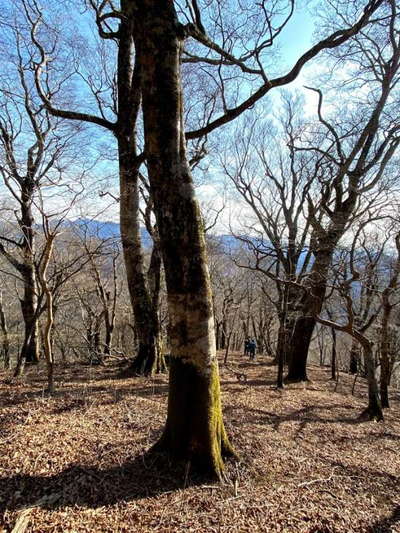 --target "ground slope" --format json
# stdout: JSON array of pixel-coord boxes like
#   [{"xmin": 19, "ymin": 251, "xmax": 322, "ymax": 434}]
[{"xmin": 0, "ymin": 354, "xmax": 399, "ymax": 532}]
